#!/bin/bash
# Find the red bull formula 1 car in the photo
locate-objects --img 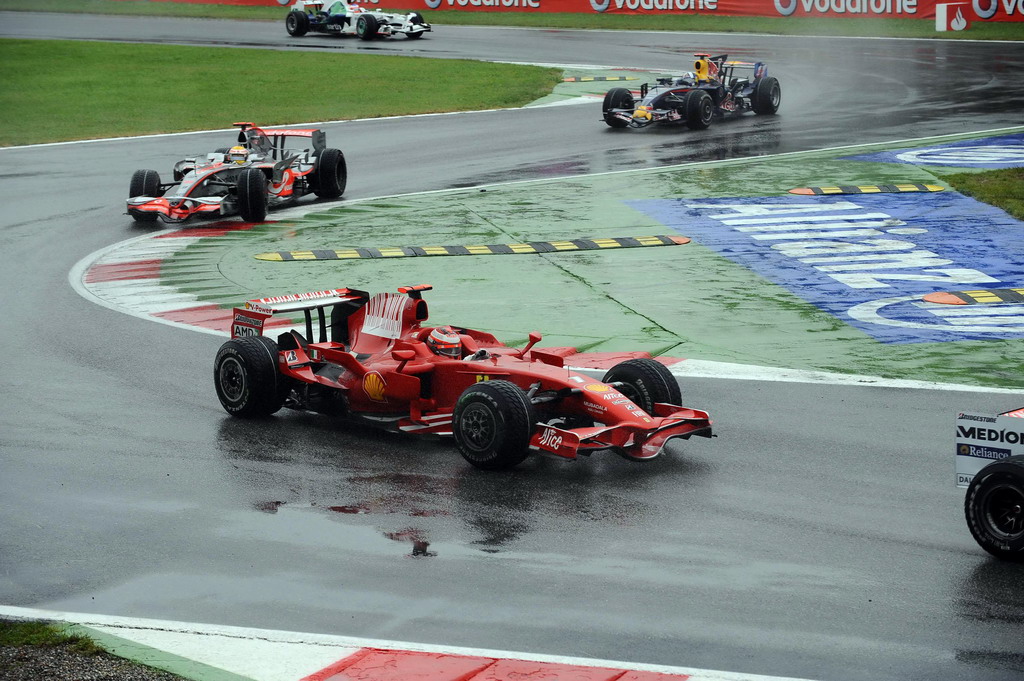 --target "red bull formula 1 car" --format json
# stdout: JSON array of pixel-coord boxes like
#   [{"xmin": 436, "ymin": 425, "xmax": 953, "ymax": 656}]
[
  {"xmin": 214, "ymin": 285, "xmax": 713, "ymax": 470},
  {"xmin": 126, "ymin": 122, "xmax": 346, "ymax": 224},
  {"xmin": 602, "ymin": 54, "xmax": 781, "ymax": 130}
]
